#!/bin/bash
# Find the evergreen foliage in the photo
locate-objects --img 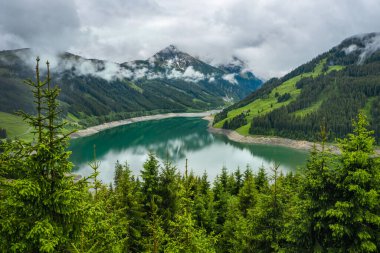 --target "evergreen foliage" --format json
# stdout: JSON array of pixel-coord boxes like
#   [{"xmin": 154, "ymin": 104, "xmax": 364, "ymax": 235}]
[
  {"xmin": 0, "ymin": 59, "xmax": 89, "ymax": 252},
  {"xmin": 276, "ymin": 92, "xmax": 291, "ymax": 103},
  {"xmin": 222, "ymin": 112, "xmax": 247, "ymax": 130}
]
